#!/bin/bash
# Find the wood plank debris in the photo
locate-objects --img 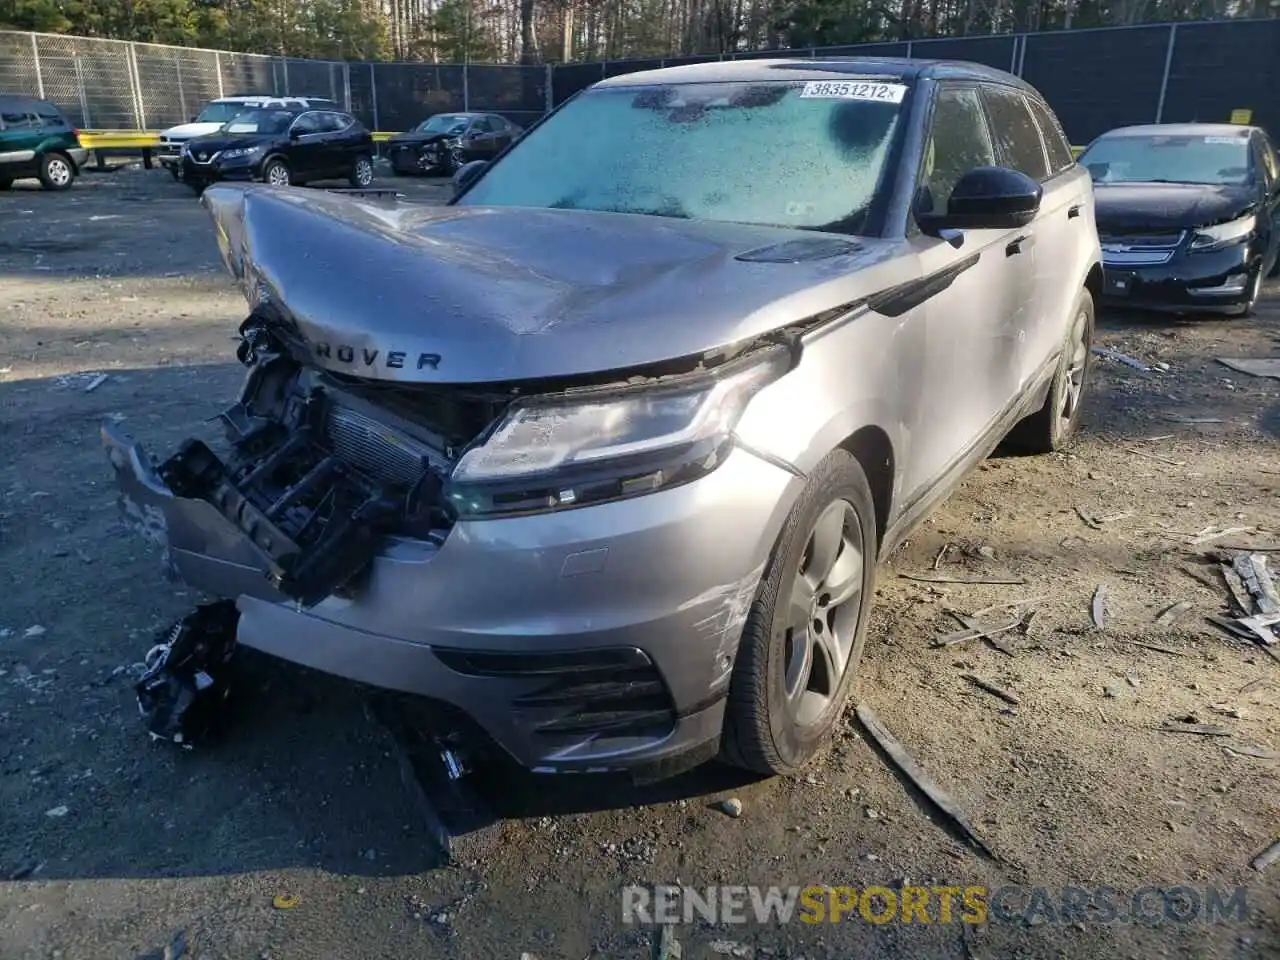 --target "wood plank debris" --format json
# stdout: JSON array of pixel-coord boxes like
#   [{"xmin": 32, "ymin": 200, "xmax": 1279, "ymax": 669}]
[
  {"xmin": 1115, "ymin": 638, "xmax": 1185, "ymax": 657},
  {"xmin": 961, "ymin": 673, "xmax": 1021, "ymax": 706},
  {"xmin": 1234, "ymin": 553, "xmax": 1279, "ymax": 615},
  {"xmin": 1224, "ymin": 744, "xmax": 1280, "ymax": 761},
  {"xmin": 855, "ymin": 703, "xmax": 999, "ymax": 862},
  {"xmin": 932, "ymin": 618, "xmax": 1021, "ymax": 649},
  {"xmin": 1216, "ymin": 357, "xmax": 1280, "ymax": 380},
  {"xmin": 948, "ymin": 612, "xmax": 1016, "ymax": 656},
  {"xmin": 1250, "ymin": 838, "xmax": 1280, "ymax": 874},
  {"xmin": 901, "ymin": 573, "xmax": 1026, "ymax": 585},
  {"xmin": 1158, "ymin": 722, "xmax": 1231, "ymax": 737}
]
